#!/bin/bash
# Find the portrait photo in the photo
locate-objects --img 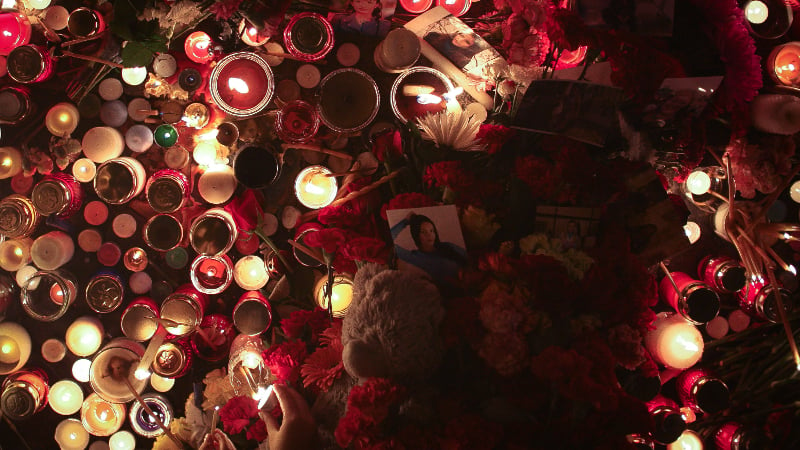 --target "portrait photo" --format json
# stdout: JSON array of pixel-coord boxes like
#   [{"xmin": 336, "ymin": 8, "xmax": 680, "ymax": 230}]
[{"xmin": 328, "ymin": 0, "xmax": 396, "ymax": 38}]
